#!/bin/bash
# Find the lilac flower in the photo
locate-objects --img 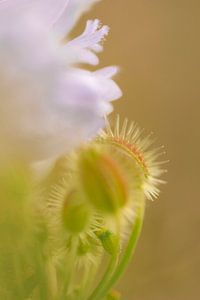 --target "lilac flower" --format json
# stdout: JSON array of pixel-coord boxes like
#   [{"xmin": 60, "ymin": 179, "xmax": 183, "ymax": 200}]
[{"xmin": 0, "ymin": 0, "xmax": 122, "ymax": 162}]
